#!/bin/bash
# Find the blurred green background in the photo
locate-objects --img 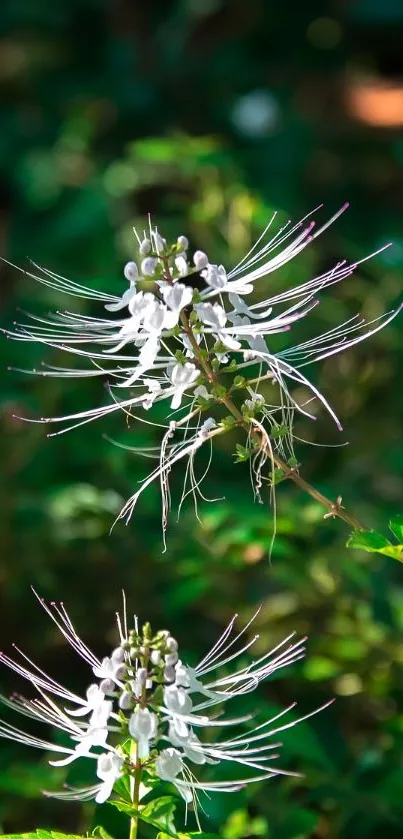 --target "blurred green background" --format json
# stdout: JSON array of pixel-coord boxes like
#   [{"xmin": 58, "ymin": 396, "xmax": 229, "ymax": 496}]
[{"xmin": 0, "ymin": 1, "xmax": 403, "ymax": 837}]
